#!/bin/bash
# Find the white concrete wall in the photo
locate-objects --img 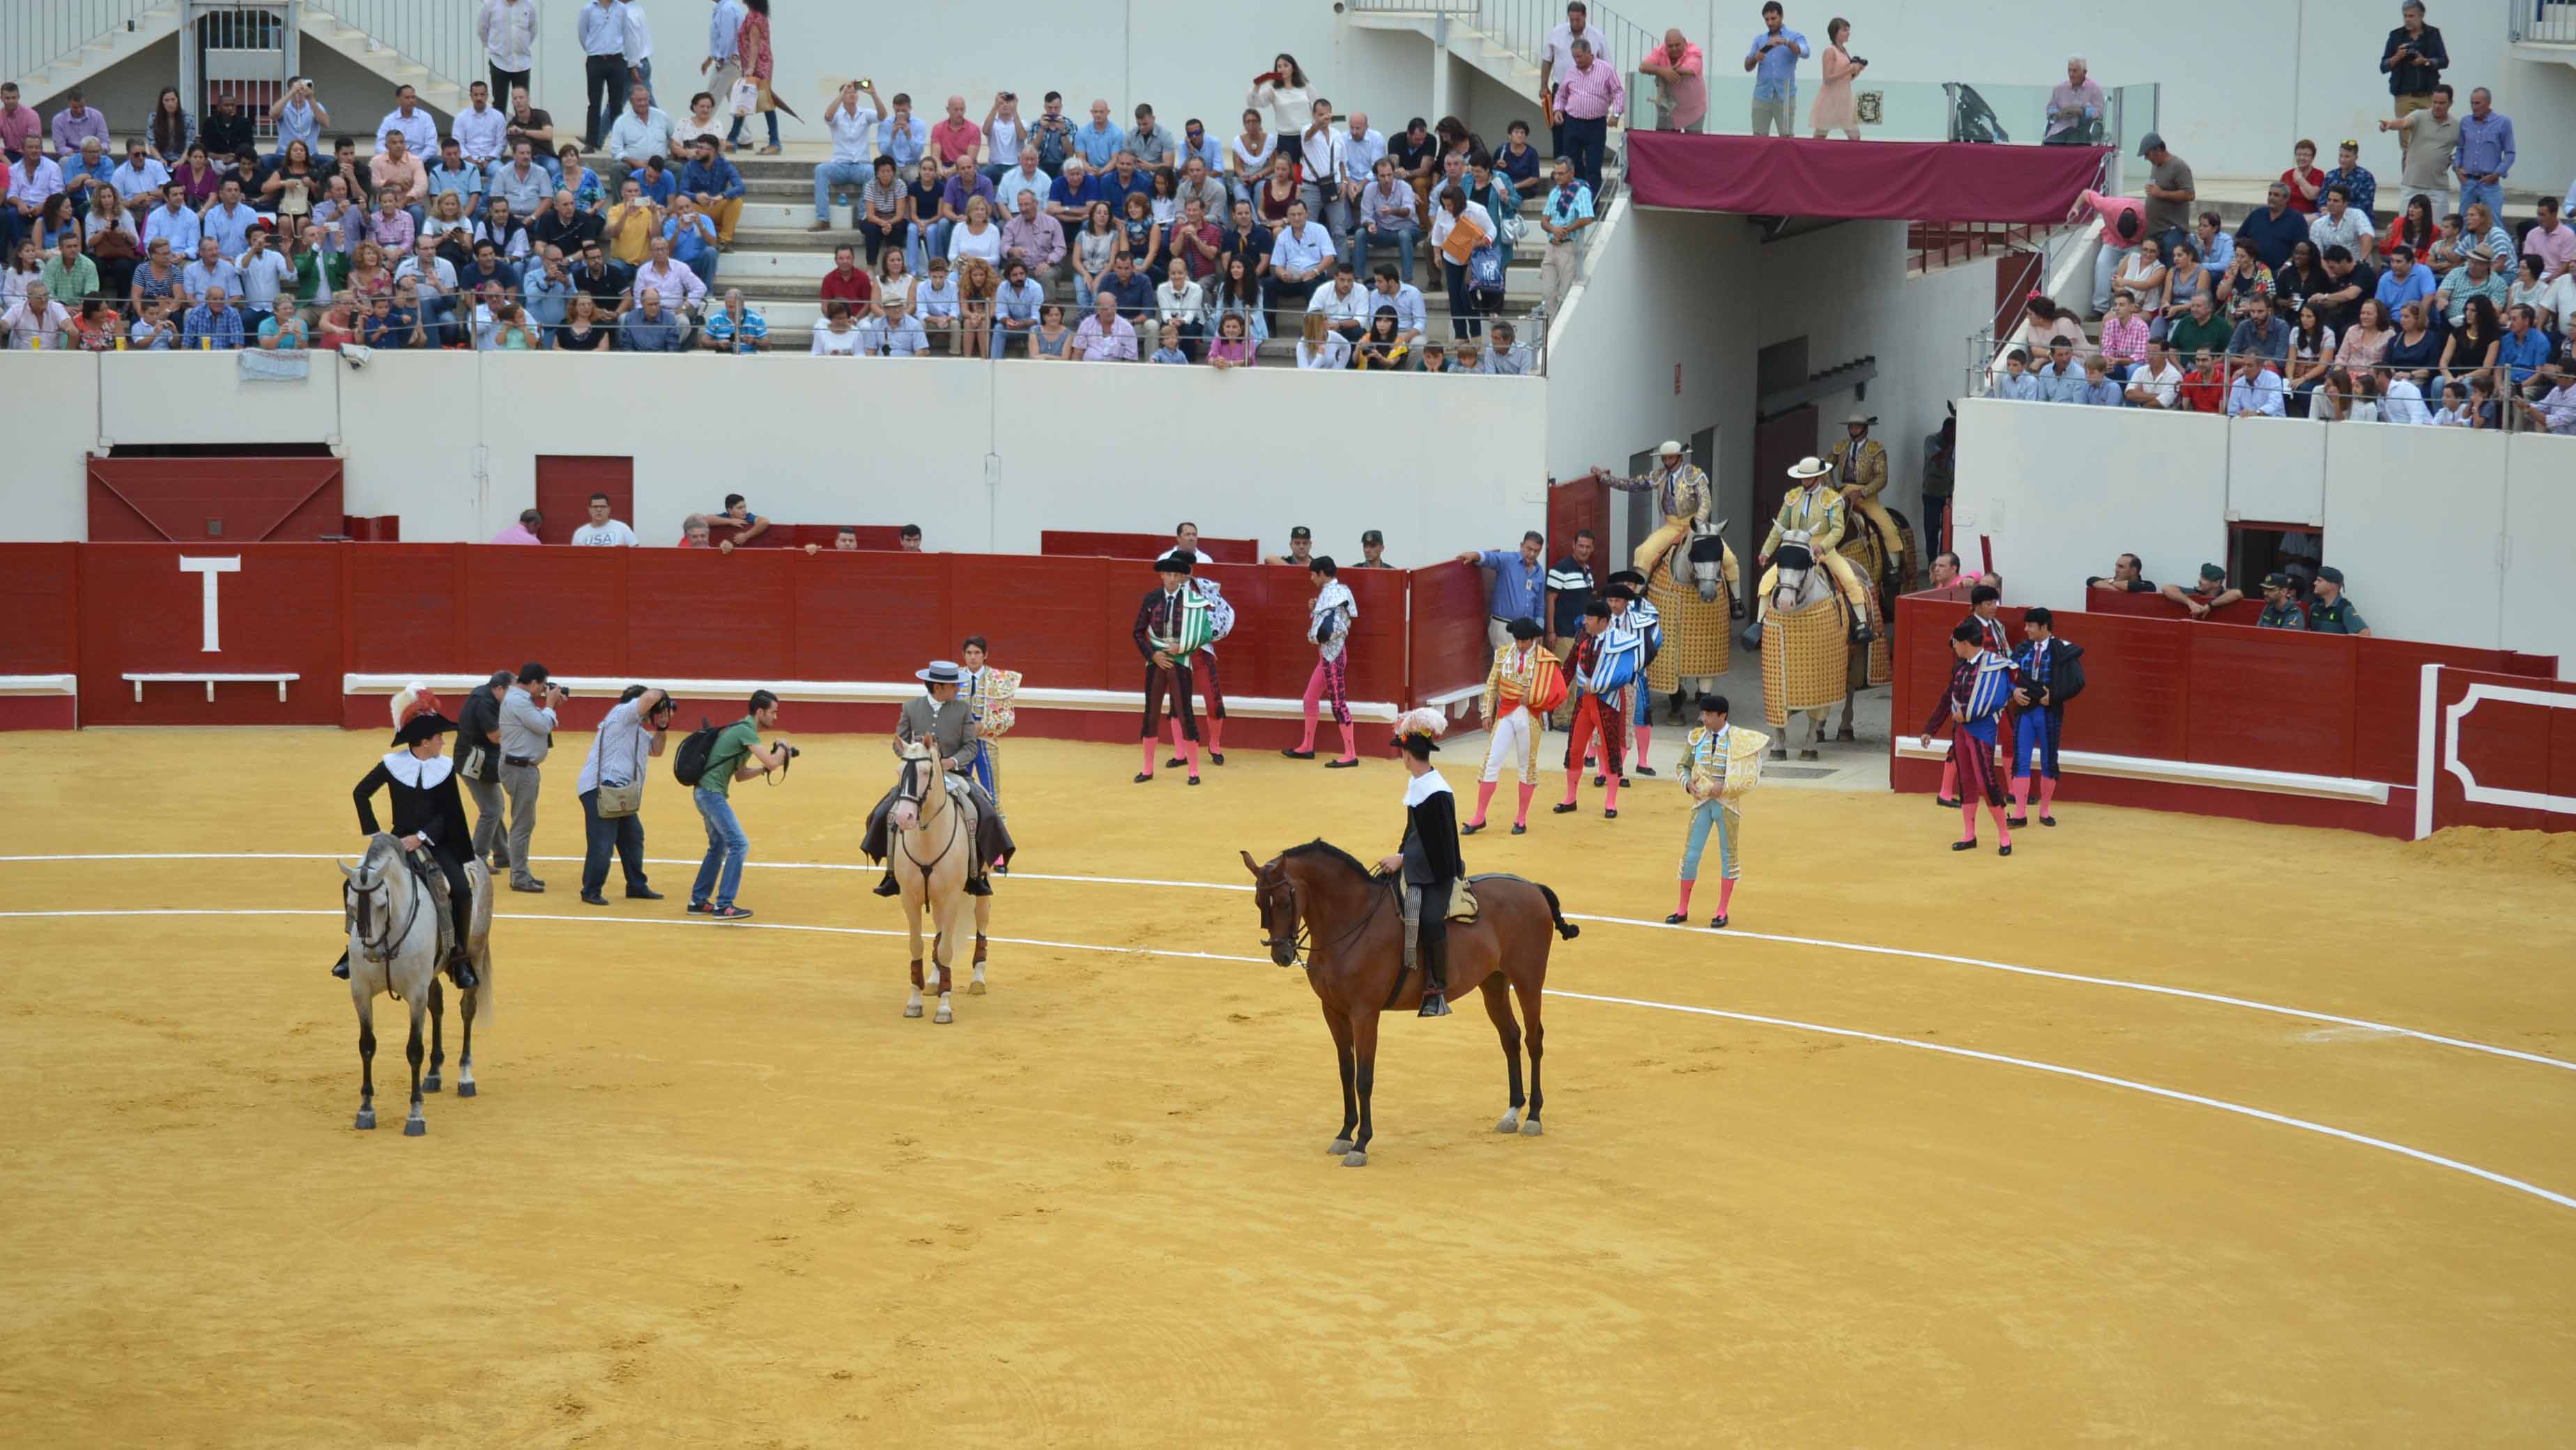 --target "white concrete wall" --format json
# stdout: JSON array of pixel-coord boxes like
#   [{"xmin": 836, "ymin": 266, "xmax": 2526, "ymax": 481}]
[
  {"xmin": 1, "ymin": 351, "xmax": 1542, "ymax": 564},
  {"xmin": 1954, "ymin": 397, "xmax": 2576, "ymax": 671},
  {"xmin": 0, "ymin": 353, "xmax": 100, "ymax": 542},
  {"xmin": 96, "ymin": 350, "xmax": 342, "ymax": 448}
]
